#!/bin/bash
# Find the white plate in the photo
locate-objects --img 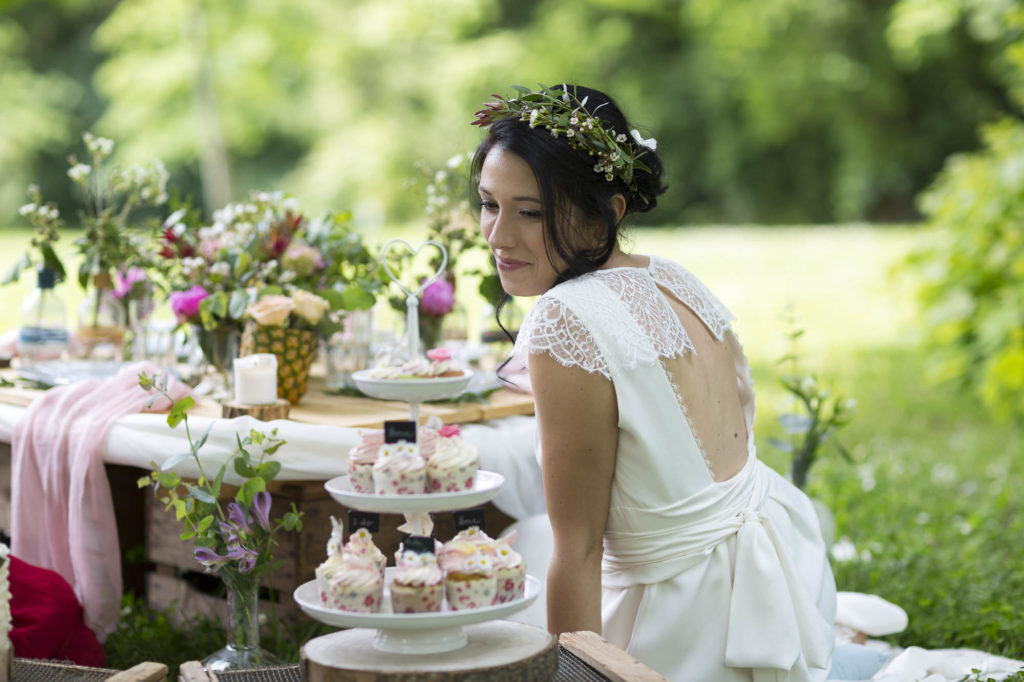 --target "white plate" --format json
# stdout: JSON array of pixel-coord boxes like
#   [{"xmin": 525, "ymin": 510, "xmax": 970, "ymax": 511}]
[
  {"xmin": 324, "ymin": 470, "xmax": 504, "ymax": 513},
  {"xmin": 293, "ymin": 573, "xmax": 541, "ymax": 632},
  {"xmin": 351, "ymin": 369, "xmax": 473, "ymax": 402}
]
